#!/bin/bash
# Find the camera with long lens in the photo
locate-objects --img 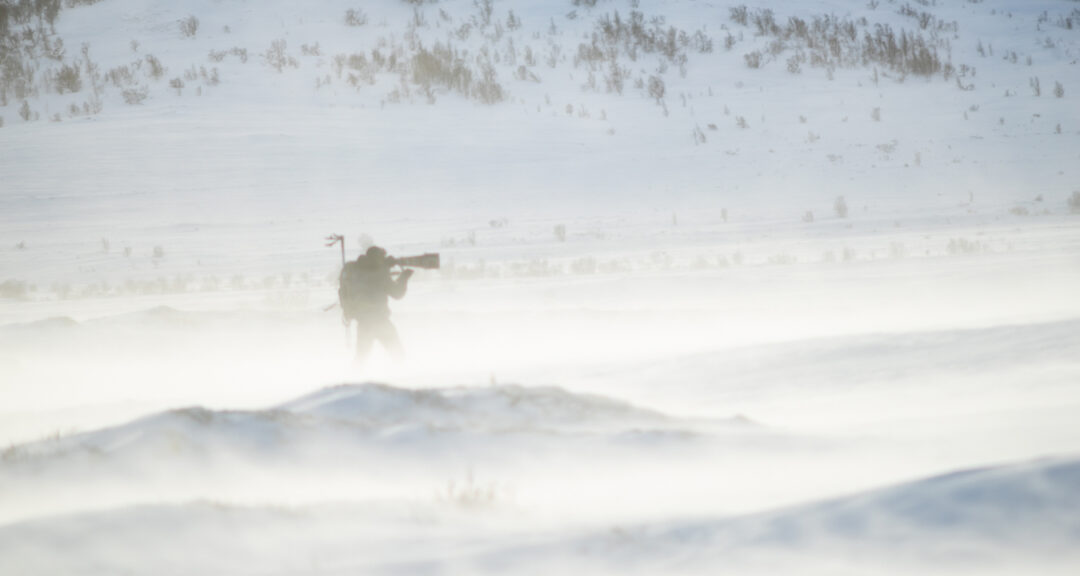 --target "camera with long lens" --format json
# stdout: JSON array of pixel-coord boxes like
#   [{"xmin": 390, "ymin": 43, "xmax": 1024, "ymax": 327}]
[{"xmin": 388, "ymin": 253, "xmax": 440, "ymax": 269}]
